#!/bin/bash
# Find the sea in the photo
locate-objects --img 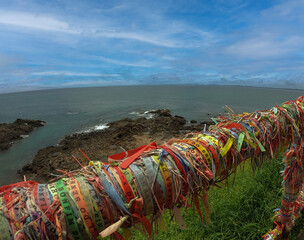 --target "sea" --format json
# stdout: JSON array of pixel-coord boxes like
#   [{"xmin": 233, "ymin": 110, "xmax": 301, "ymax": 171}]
[{"xmin": 0, "ymin": 85, "xmax": 303, "ymax": 186}]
